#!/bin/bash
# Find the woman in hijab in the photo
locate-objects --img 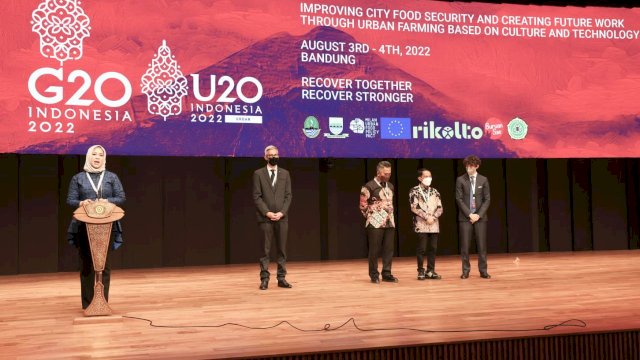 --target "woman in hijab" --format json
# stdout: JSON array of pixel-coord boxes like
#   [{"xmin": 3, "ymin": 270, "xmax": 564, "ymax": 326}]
[{"xmin": 66, "ymin": 145, "xmax": 126, "ymax": 310}]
